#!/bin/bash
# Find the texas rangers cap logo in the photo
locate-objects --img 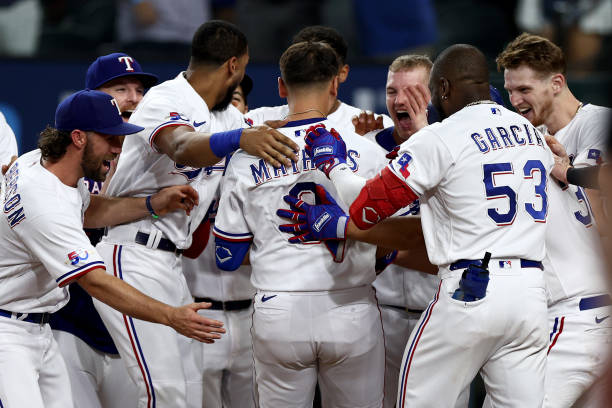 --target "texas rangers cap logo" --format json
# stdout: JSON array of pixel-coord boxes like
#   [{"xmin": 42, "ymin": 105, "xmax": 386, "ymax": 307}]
[{"xmin": 397, "ymin": 153, "xmax": 412, "ymax": 178}]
